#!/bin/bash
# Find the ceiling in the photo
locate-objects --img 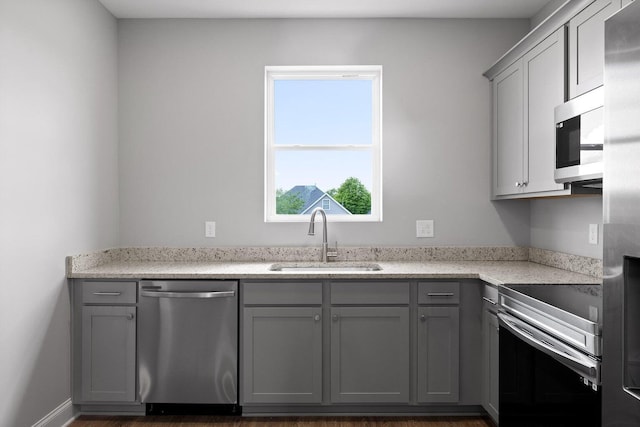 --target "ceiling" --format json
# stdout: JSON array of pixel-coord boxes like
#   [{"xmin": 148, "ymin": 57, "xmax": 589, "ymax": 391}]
[{"xmin": 98, "ymin": 0, "xmax": 553, "ymax": 19}]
